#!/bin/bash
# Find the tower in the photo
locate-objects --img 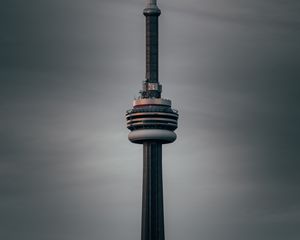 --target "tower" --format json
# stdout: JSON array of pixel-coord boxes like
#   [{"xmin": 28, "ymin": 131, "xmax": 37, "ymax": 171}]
[{"xmin": 125, "ymin": 1, "xmax": 178, "ymax": 240}]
